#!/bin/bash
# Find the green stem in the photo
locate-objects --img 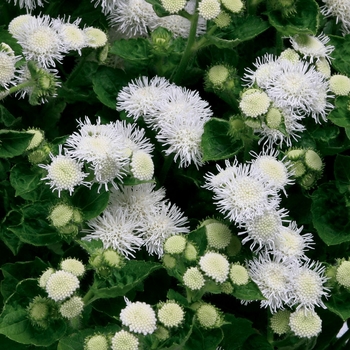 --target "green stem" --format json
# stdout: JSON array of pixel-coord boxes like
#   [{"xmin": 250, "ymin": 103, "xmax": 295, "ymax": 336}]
[
  {"xmin": 172, "ymin": 1, "xmax": 199, "ymax": 84},
  {"xmin": 0, "ymin": 81, "xmax": 34, "ymax": 100},
  {"xmin": 158, "ymin": 153, "xmax": 174, "ymax": 187},
  {"xmin": 83, "ymin": 286, "xmax": 96, "ymax": 305}
]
